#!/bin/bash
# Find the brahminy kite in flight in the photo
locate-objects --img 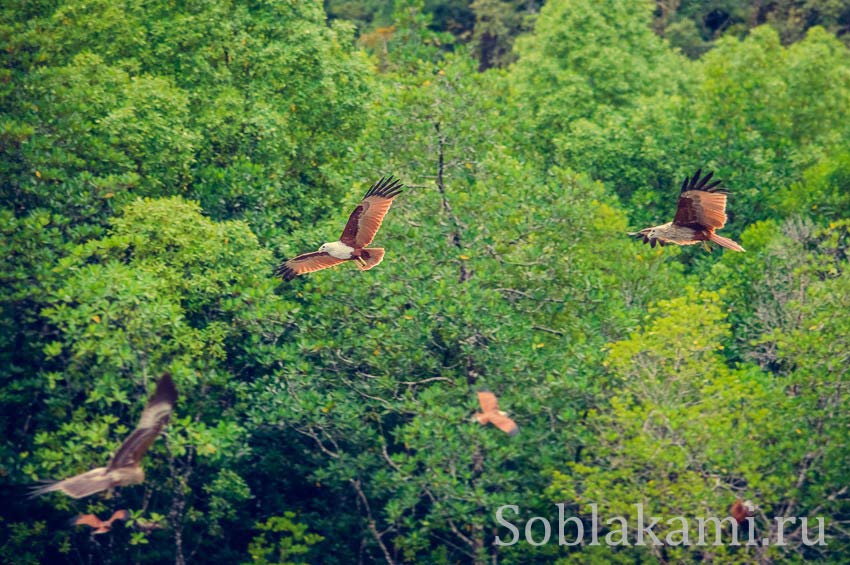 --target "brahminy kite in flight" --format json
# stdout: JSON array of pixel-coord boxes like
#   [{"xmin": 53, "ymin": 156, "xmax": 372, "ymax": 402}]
[
  {"xmin": 31, "ymin": 374, "xmax": 178, "ymax": 499},
  {"xmin": 630, "ymin": 169, "xmax": 745, "ymax": 252},
  {"xmin": 274, "ymin": 176, "xmax": 404, "ymax": 281},
  {"xmin": 473, "ymin": 390, "xmax": 519, "ymax": 436},
  {"xmin": 730, "ymin": 499, "xmax": 756, "ymax": 525},
  {"xmin": 71, "ymin": 509, "xmax": 130, "ymax": 534}
]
